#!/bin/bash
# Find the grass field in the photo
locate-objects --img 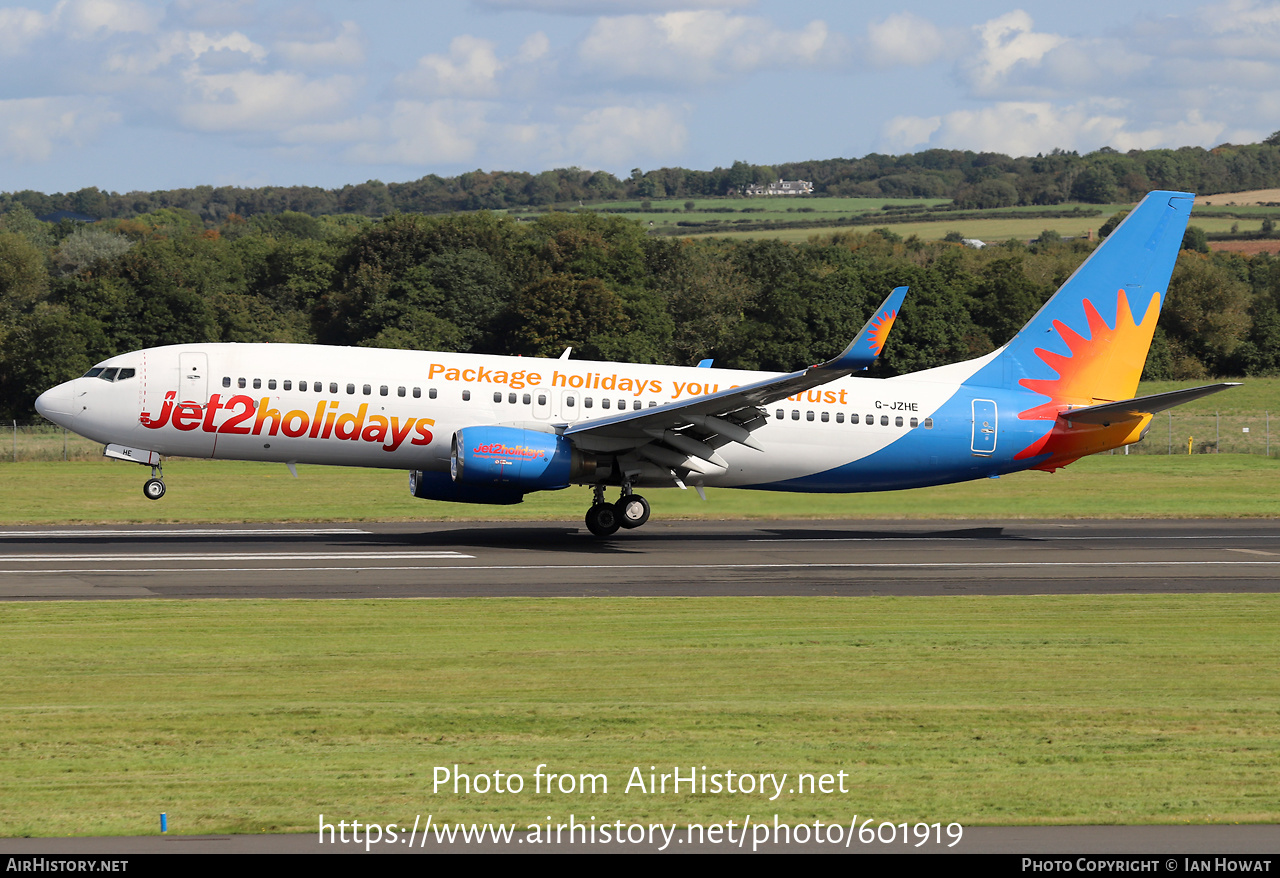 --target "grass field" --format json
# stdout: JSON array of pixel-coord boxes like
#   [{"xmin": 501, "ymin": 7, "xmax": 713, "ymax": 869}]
[
  {"xmin": 0, "ymin": 454, "xmax": 1275, "ymax": 524},
  {"xmin": 2, "ymin": 595, "xmax": 1278, "ymax": 835}
]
